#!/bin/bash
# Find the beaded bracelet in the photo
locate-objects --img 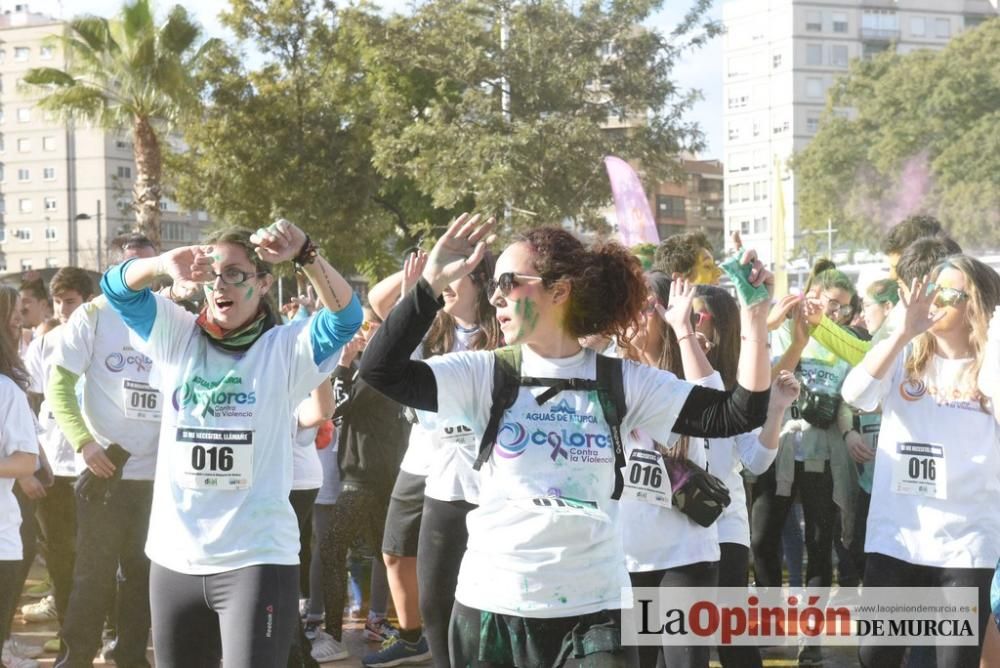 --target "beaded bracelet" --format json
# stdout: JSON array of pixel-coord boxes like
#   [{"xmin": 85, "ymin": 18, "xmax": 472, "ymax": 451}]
[{"xmin": 294, "ymin": 235, "xmax": 319, "ymax": 266}]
